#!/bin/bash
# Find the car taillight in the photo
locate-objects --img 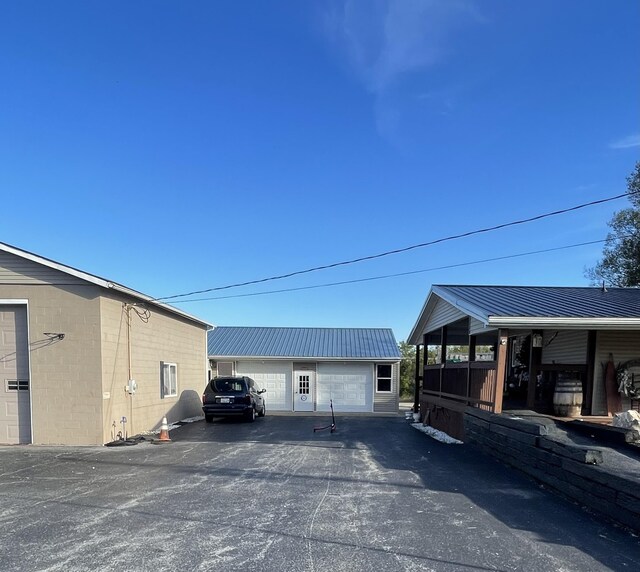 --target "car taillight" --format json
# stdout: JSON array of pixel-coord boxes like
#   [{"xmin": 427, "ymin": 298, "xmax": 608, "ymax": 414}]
[
  {"xmin": 202, "ymin": 394, "xmax": 206, "ymax": 405},
  {"xmin": 242, "ymin": 394, "xmax": 251, "ymax": 404}
]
